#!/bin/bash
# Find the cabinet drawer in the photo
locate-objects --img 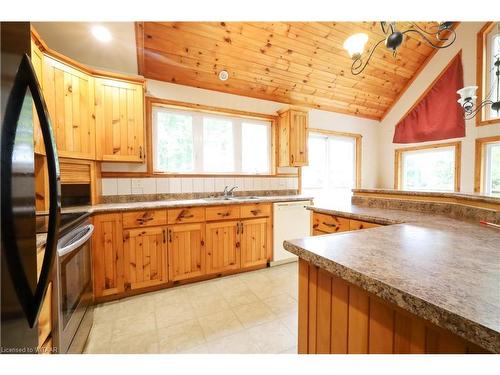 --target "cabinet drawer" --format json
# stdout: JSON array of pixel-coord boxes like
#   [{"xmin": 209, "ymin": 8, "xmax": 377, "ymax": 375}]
[
  {"xmin": 122, "ymin": 210, "xmax": 167, "ymax": 228},
  {"xmin": 167, "ymin": 207, "xmax": 205, "ymax": 224},
  {"xmin": 240, "ymin": 203, "xmax": 271, "ymax": 218},
  {"xmin": 312, "ymin": 213, "xmax": 349, "ymax": 233},
  {"xmin": 205, "ymin": 205, "xmax": 240, "ymax": 221},
  {"xmin": 312, "ymin": 229, "xmax": 329, "ymax": 236},
  {"xmin": 349, "ymin": 220, "xmax": 381, "ymax": 231}
]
